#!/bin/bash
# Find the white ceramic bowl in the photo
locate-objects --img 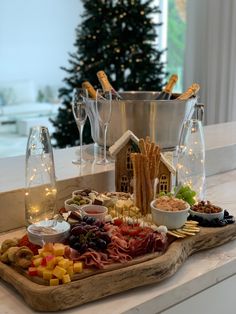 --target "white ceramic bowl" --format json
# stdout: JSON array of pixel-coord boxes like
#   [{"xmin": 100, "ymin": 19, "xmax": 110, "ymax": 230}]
[
  {"xmin": 80, "ymin": 204, "xmax": 108, "ymax": 222},
  {"xmin": 189, "ymin": 208, "xmax": 224, "ymax": 221},
  {"xmin": 27, "ymin": 220, "xmax": 70, "ymax": 246},
  {"xmin": 150, "ymin": 200, "xmax": 190, "ymax": 230},
  {"xmin": 64, "ymin": 197, "xmax": 92, "ymax": 212},
  {"xmin": 72, "ymin": 189, "xmax": 98, "ymax": 199}
]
